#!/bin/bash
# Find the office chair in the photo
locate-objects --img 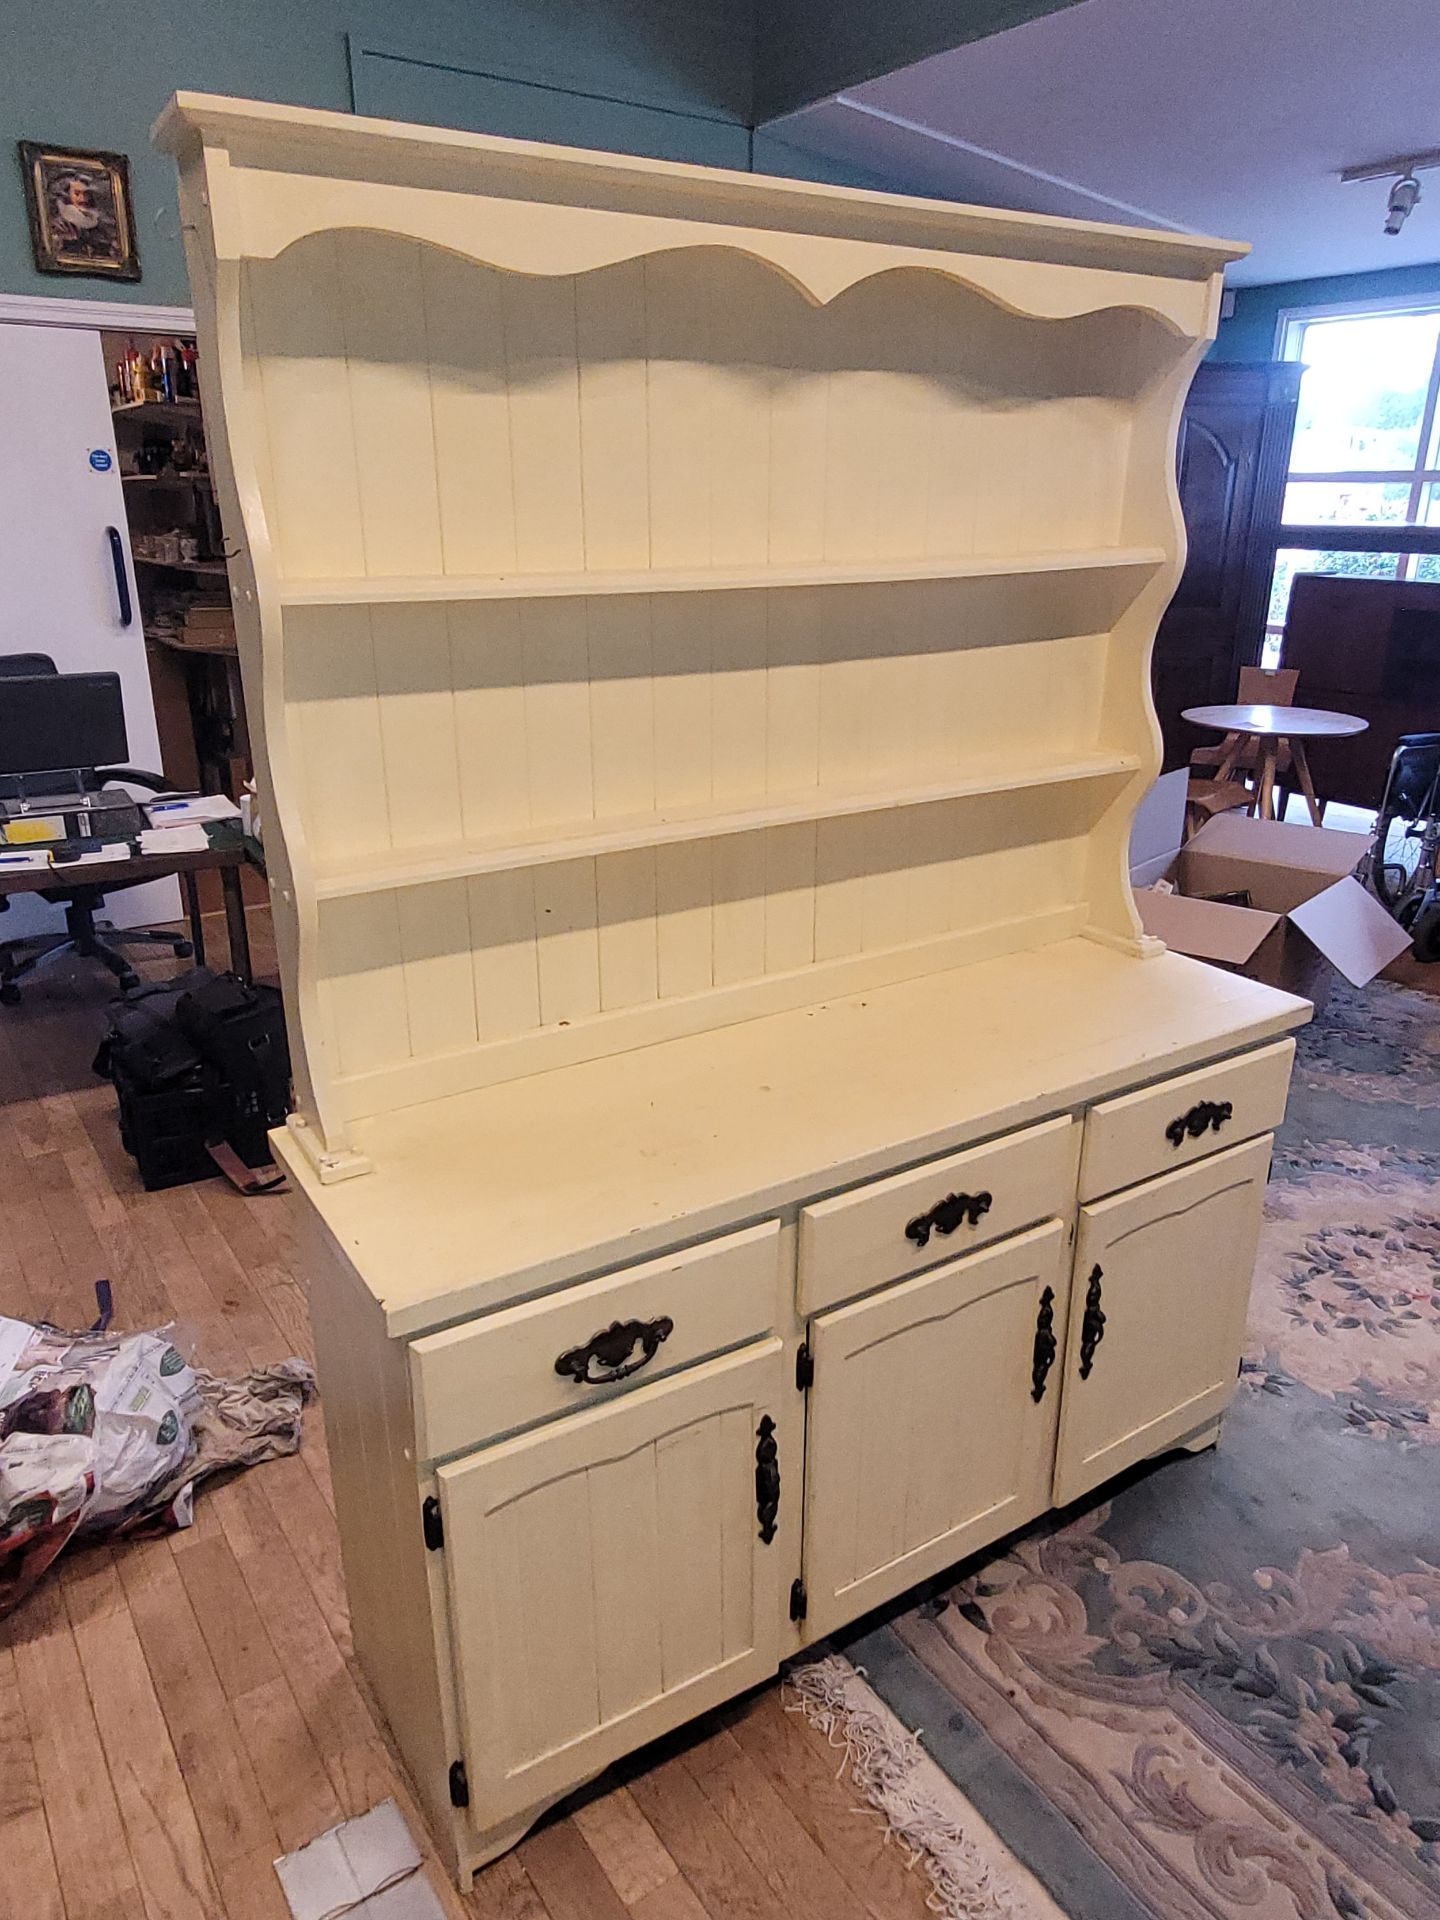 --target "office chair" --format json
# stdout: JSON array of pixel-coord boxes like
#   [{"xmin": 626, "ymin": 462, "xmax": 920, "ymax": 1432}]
[{"xmin": 0, "ymin": 653, "xmax": 191, "ymax": 1002}]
